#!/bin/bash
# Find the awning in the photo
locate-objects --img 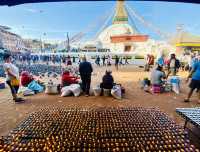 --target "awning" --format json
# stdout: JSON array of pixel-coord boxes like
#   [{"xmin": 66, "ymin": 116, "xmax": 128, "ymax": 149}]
[
  {"xmin": 1, "ymin": 0, "xmax": 200, "ymax": 6},
  {"xmin": 176, "ymin": 43, "xmax": 200, "ymax": 47}
]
